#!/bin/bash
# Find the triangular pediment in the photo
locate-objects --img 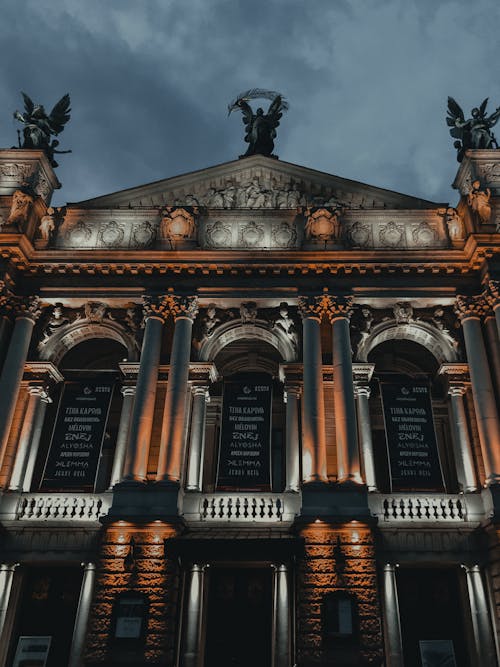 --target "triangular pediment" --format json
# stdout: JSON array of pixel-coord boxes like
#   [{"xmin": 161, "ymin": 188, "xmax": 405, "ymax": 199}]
[{"xmin": 74, "ymin": 155, "xmax": 439, "ymax": 211}]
